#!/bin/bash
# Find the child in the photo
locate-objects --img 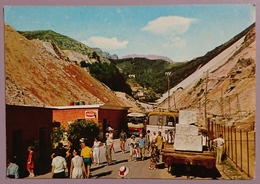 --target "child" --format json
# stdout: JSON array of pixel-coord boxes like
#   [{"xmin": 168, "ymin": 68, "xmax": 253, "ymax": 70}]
[
  {"xmin": 128, "ymin": 135, "xmax": 136, "ymax": 161},
  {"xmin": 133, "ymin": 143, "xmax": 140, "ymax": 161},
  {"xmin": 149, "ymin": 144, "xmax": 159, "ymax": 170},
  {"xmin": 27, "ymin": 146, "xmax": 35, "ymax": 177}
]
